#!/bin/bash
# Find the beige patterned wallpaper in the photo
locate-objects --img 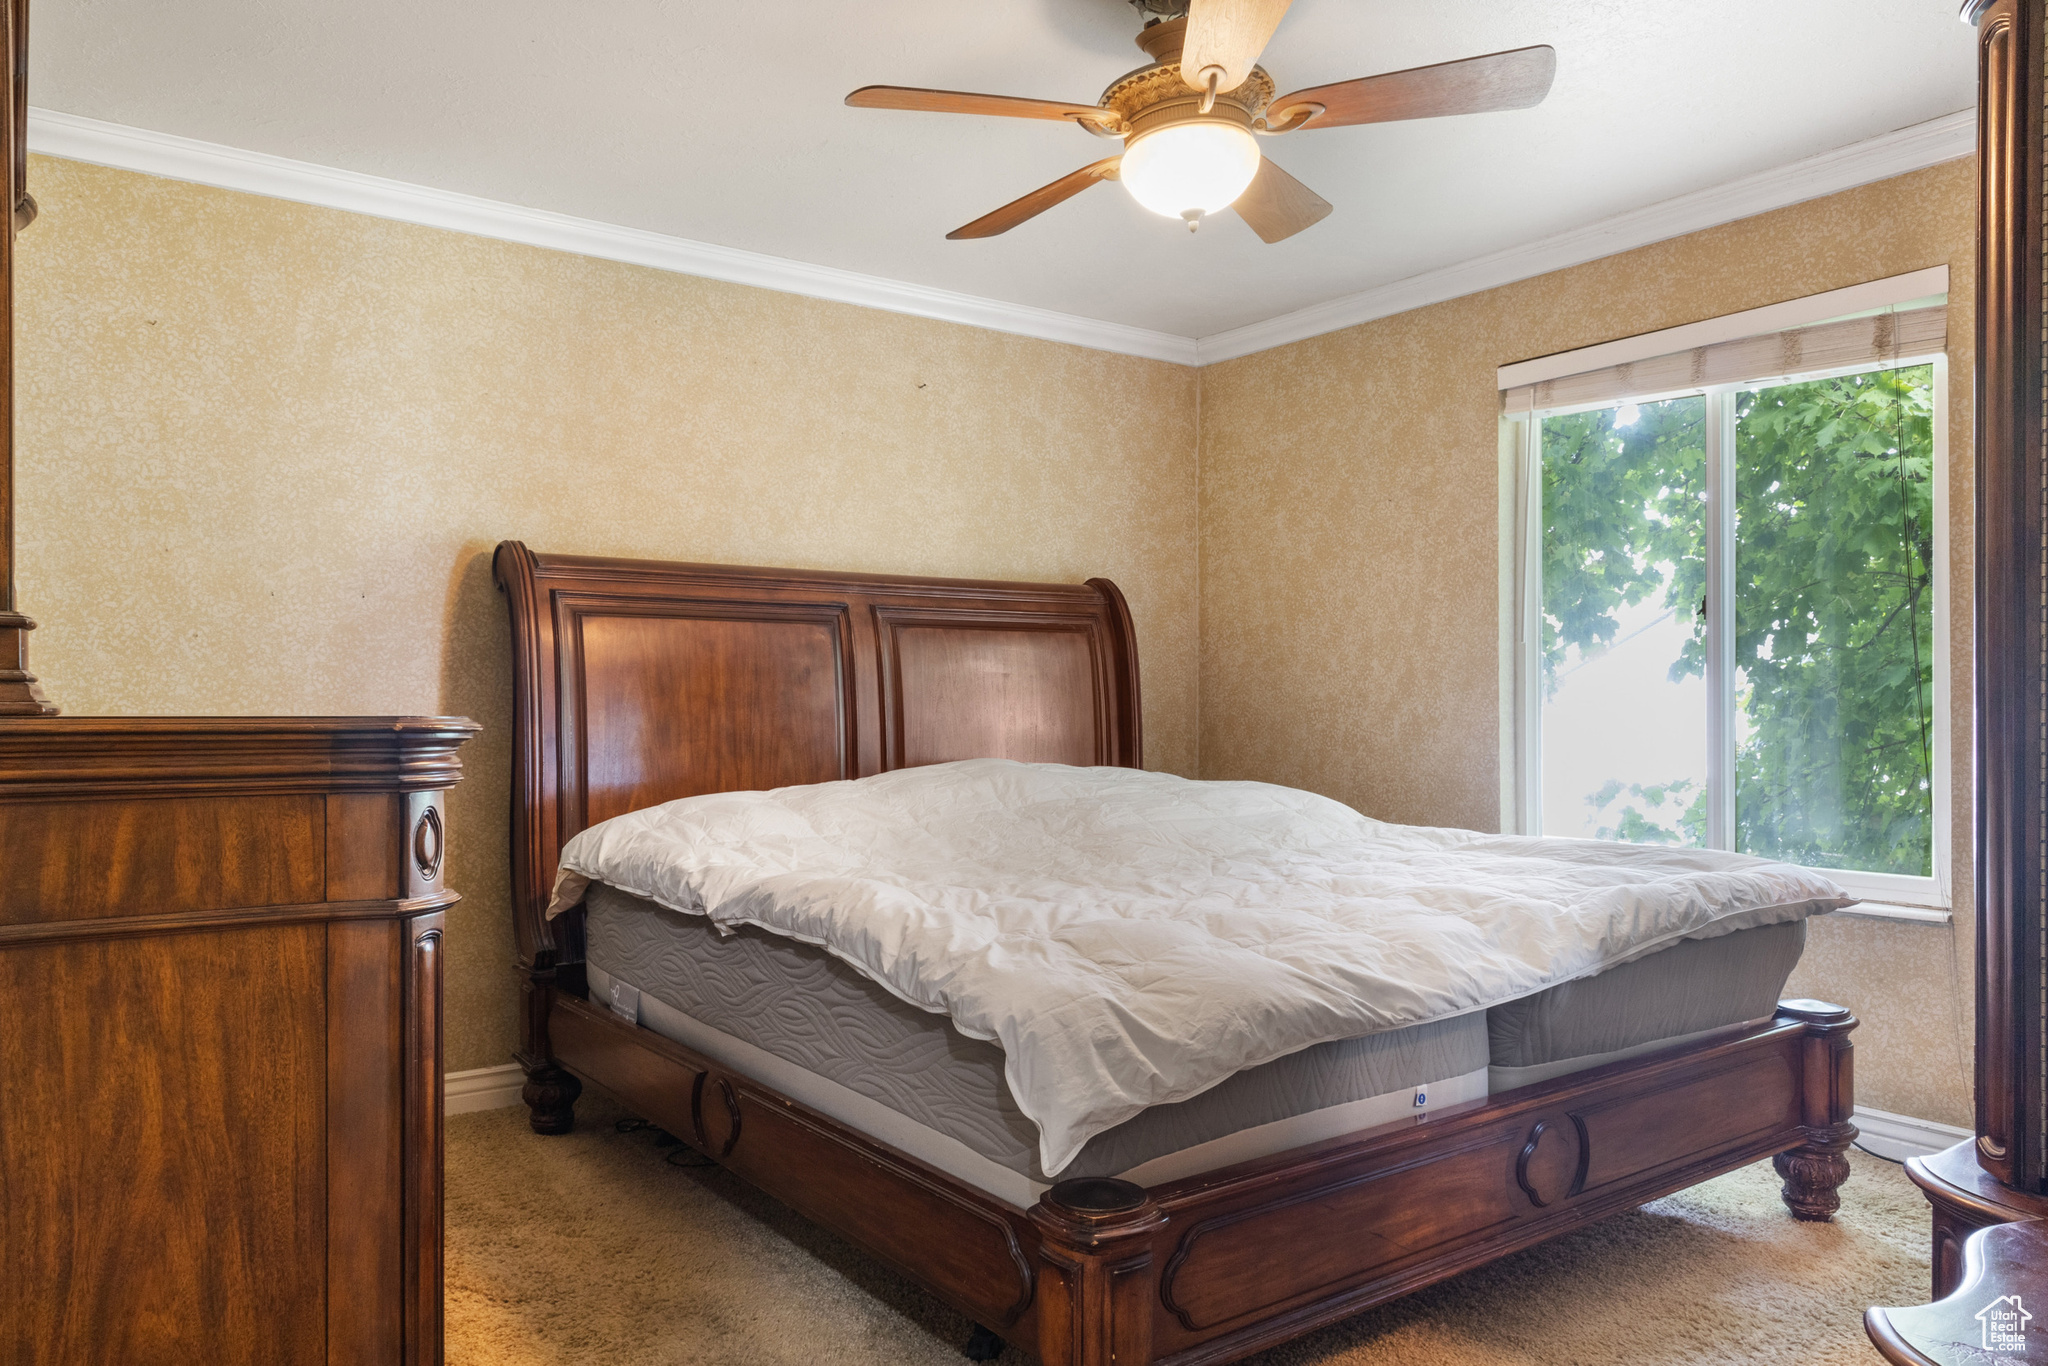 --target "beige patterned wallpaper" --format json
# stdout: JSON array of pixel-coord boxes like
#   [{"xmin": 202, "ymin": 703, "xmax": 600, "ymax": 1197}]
[
  {"xmin": 13, "ymin": 150, "xmax": 1977, "ymax": 1124},
  {"xmin": 11, "ymin": 156, "xmax": 1201, "ymax": 1074},
  {"xmin": 1199, "ymin": 158, "xmax": 1978, "ymax": 1127}
]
